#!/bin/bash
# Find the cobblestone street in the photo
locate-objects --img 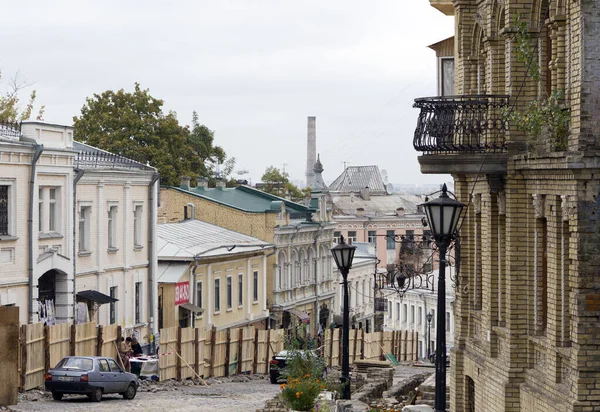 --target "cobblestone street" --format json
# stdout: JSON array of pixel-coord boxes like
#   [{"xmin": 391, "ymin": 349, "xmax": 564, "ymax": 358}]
[{"xmin": 10, "ymin": 363, "xmax": 433, "ymax": 412}]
